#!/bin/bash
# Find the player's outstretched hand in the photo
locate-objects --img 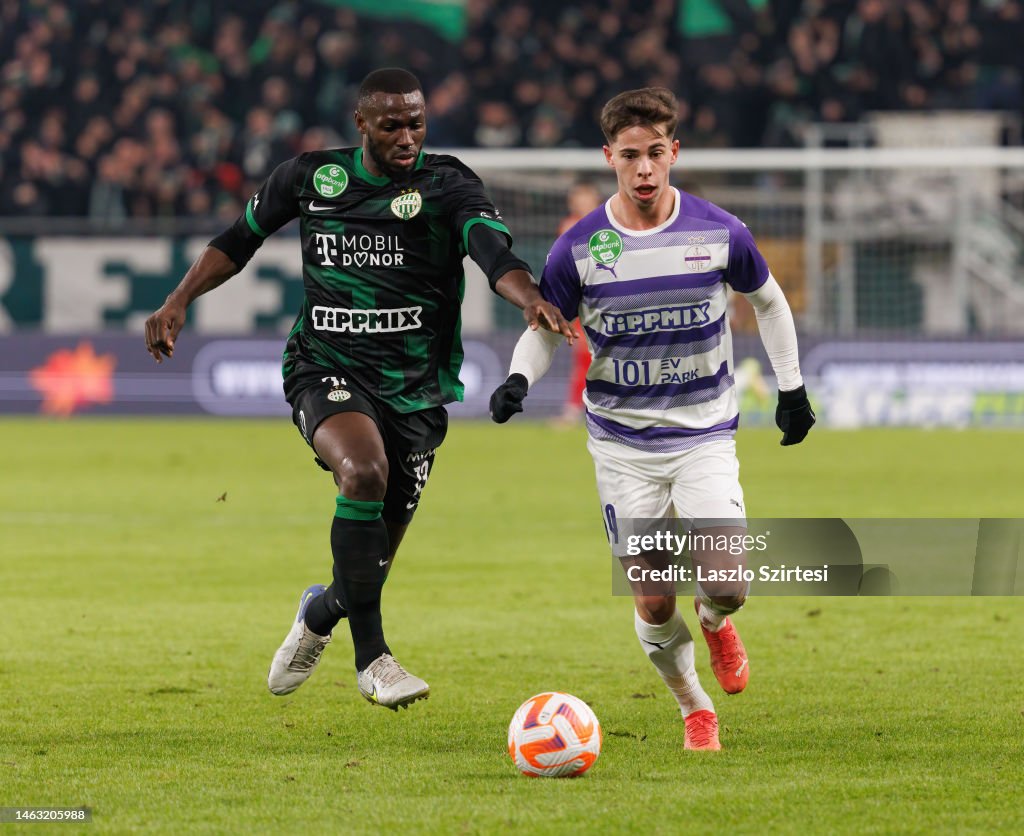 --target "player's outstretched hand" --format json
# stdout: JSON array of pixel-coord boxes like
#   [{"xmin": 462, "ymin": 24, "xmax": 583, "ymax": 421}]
[
  {"xmin": 524, "ymin": 301, "xmax": 575, "ymax": 345},
  {"xmin": 776, "ymin": 385, "xmax": 815, "ymax": 446},
  {"xmin": 490, "ymin": 373, "xmax": 529, "ymax": 423},
  {"xmin": 144, "ymin": 296, "xmax": 188, "ymax": 363}
]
